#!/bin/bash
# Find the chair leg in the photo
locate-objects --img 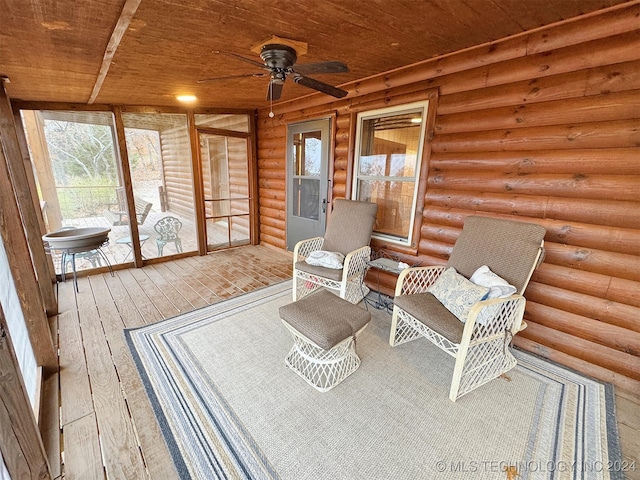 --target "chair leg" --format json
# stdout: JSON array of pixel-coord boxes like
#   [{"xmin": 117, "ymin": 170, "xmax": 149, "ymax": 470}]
[
  {"xmin": 389, "ymin": 308, "xmax": 423, "ymax": 346},
  {"xmin": 176, "ymin": 239, "xmax": 183, "ymax": 253},
  {"xmin": 293, "ymin": 272, "xmax": 322, "ymax": 301},
  {"xmin": 449, "ymin": 345, "xmax": 469, "ymax": 402},
  {"xmin": 292, "ymin": 271, "xmax": 299, "ymax": 301},
  {"xmin": 449, "ymin": 338, "xmax": 517, "ymax": 401},
  {"xmin": 344, "ymin": 277, "xmax": 368, "ymax": 304},
  {"xmin": 157, "ymin": 240, "xmax": 164, "ymax": 256},
  {"xmin": 60, "ymin": 252, "xmax": 67, "ymax": 281}
]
